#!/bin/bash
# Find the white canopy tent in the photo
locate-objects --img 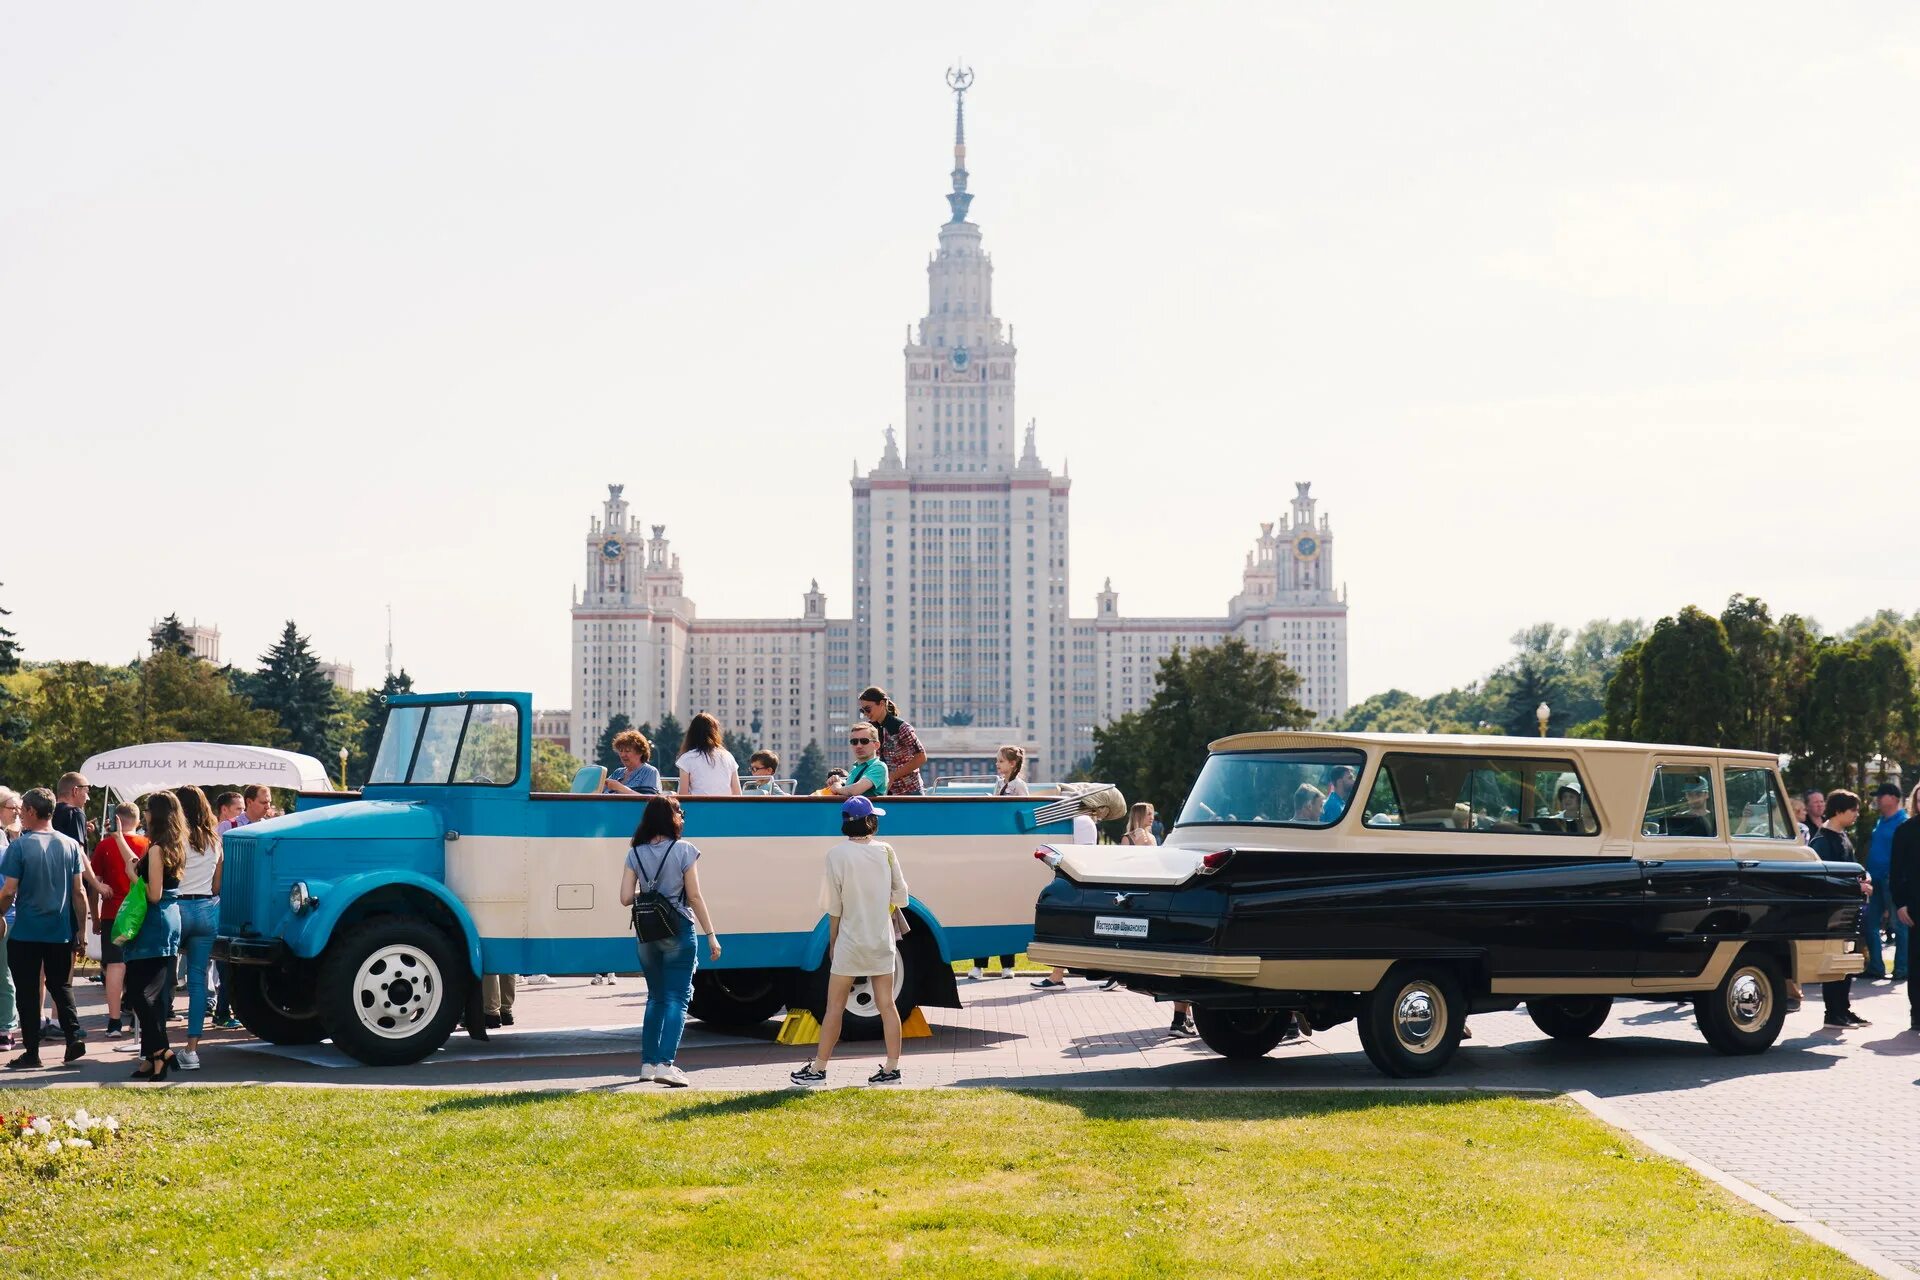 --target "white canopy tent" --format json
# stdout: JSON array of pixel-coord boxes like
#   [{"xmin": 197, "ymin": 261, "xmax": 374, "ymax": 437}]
[{"xmin": 80, "ymin": 741, "xmax": 335, "ymax": 799}]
